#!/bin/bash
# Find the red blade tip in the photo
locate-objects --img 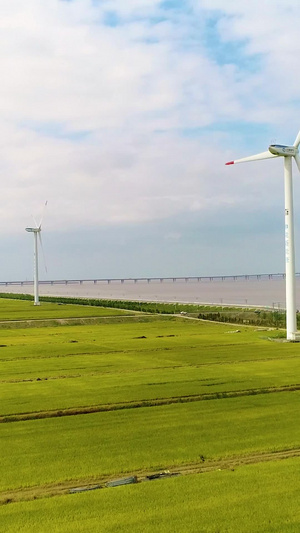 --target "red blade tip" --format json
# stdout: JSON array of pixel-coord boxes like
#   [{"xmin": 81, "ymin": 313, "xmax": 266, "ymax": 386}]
[{"xmin": 225, "ymin": 161, "xmax": 234, "ymax": 165}]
